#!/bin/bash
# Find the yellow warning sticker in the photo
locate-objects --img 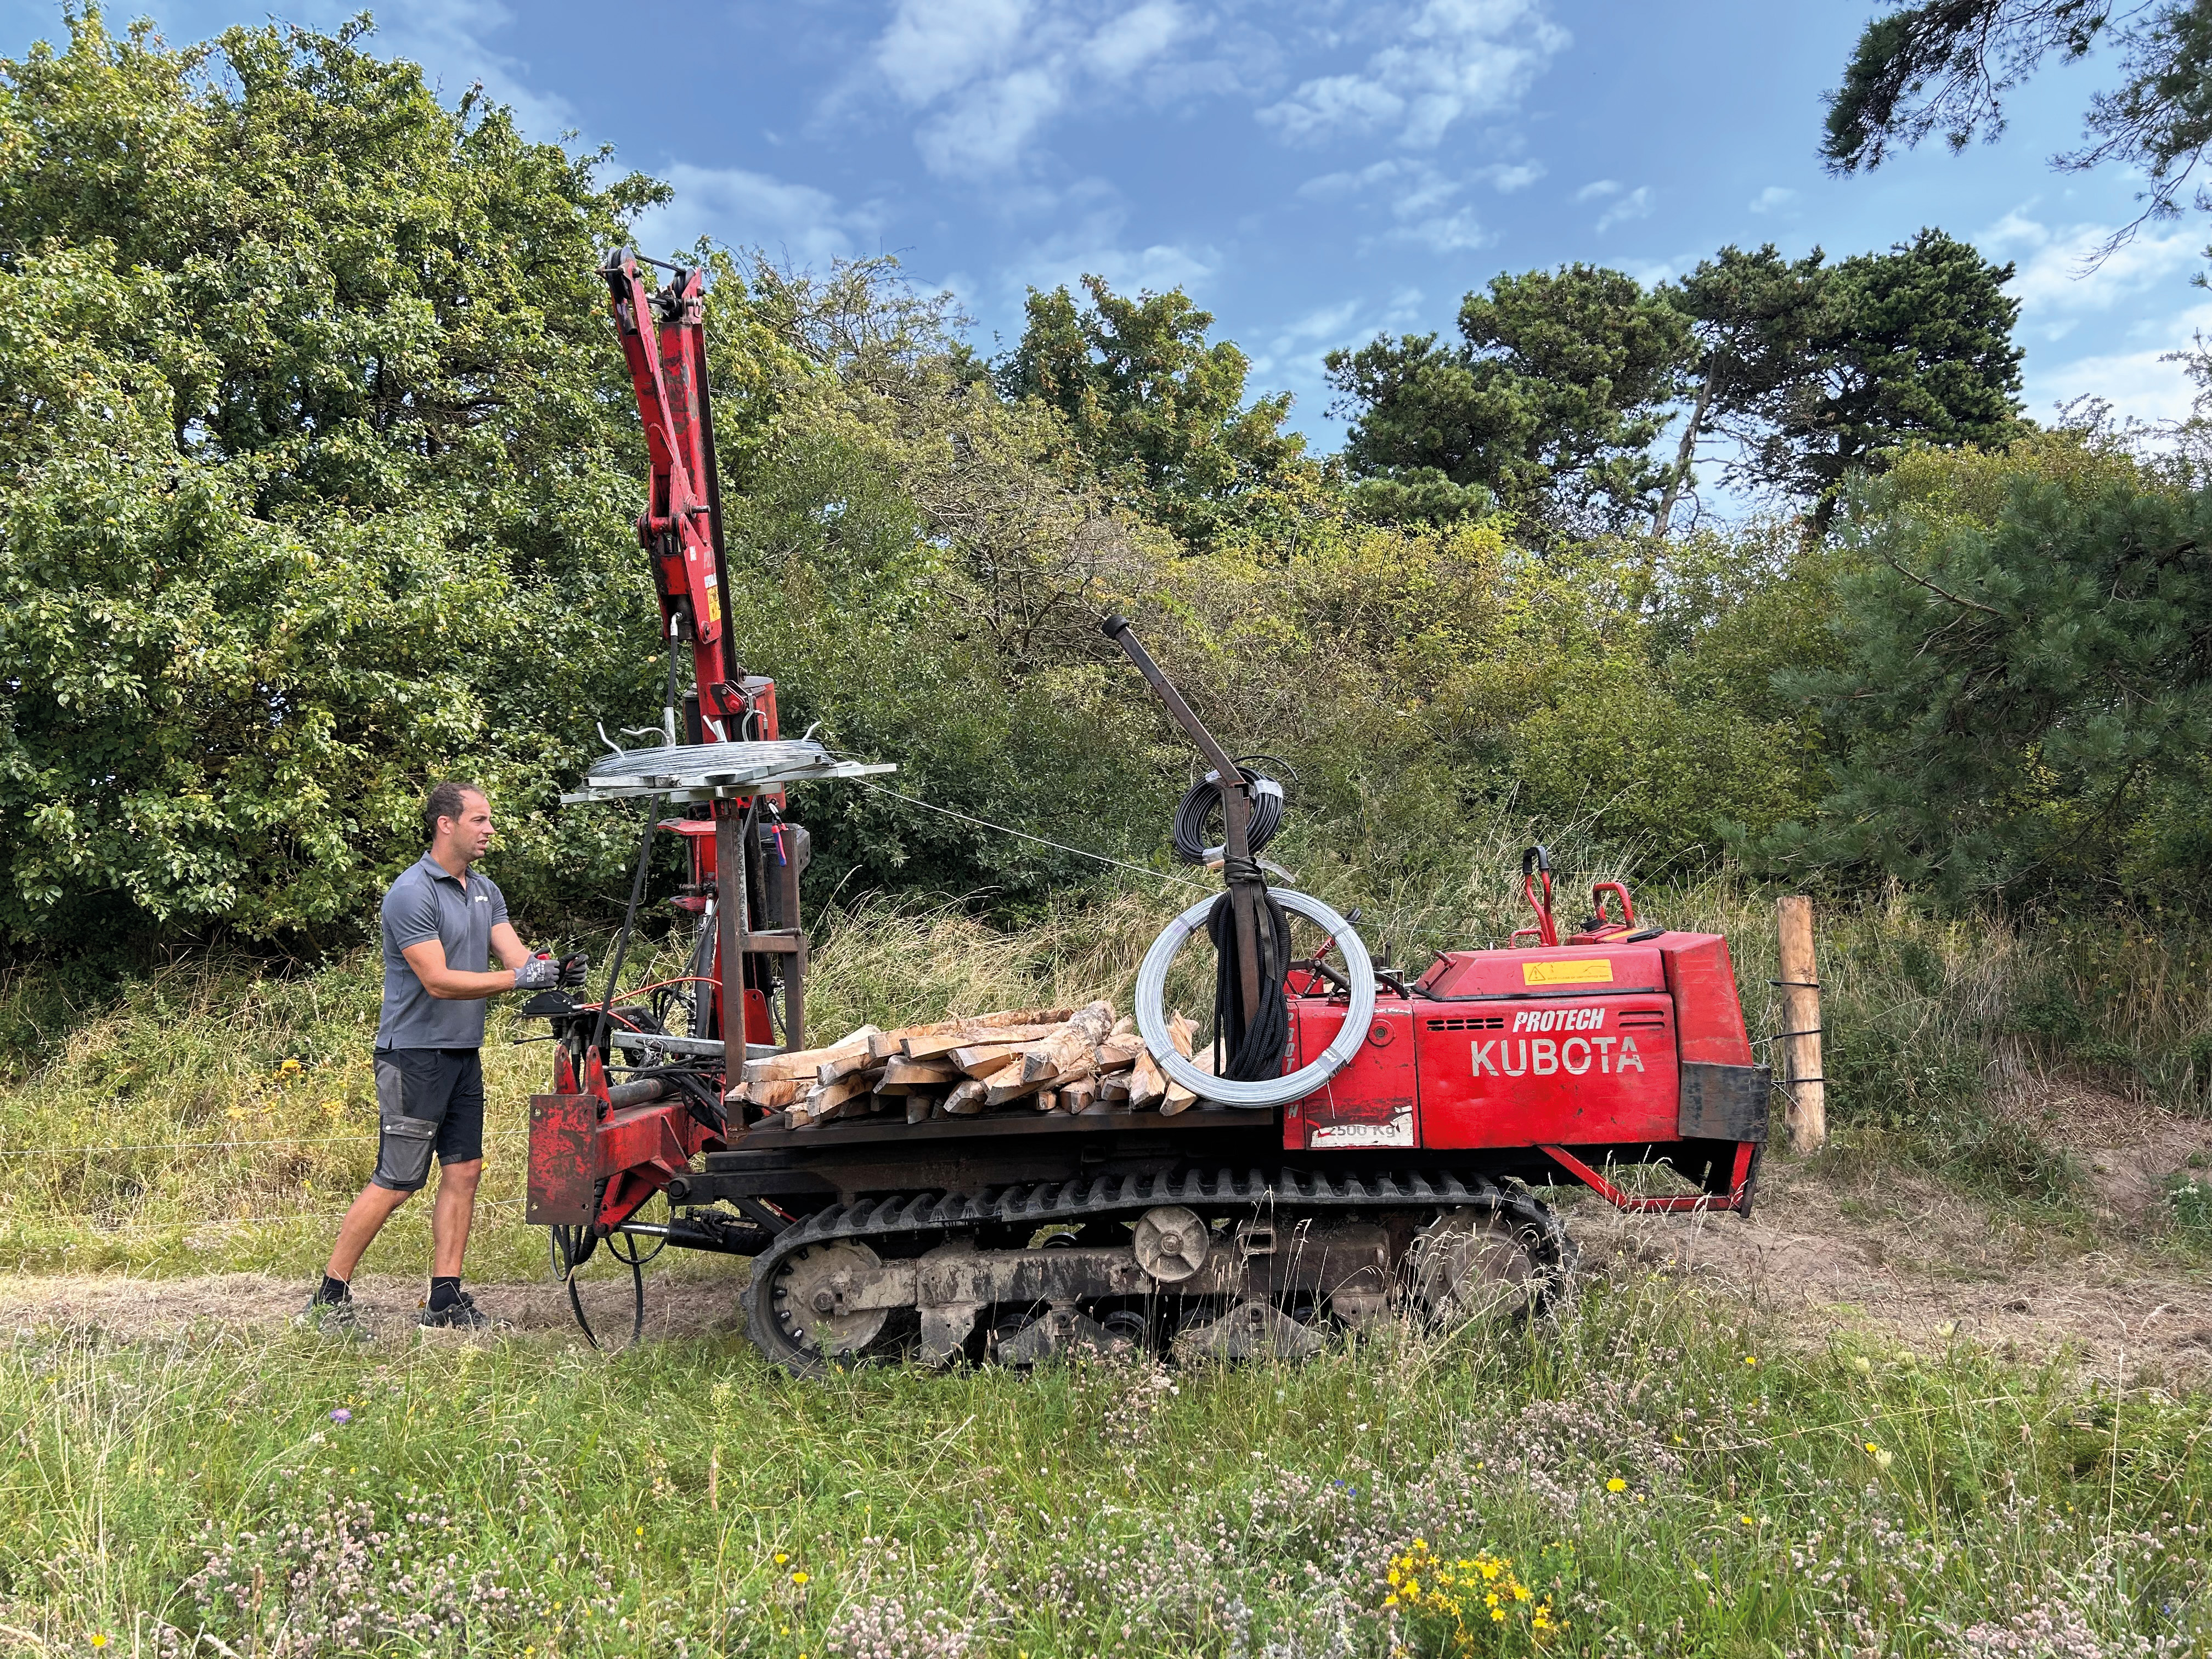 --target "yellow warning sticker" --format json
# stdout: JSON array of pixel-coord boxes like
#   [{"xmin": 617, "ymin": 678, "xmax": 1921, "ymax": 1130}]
[{"xmin": 1523, "ymin": 959, "xmax": 1613, "ymax": 986}]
